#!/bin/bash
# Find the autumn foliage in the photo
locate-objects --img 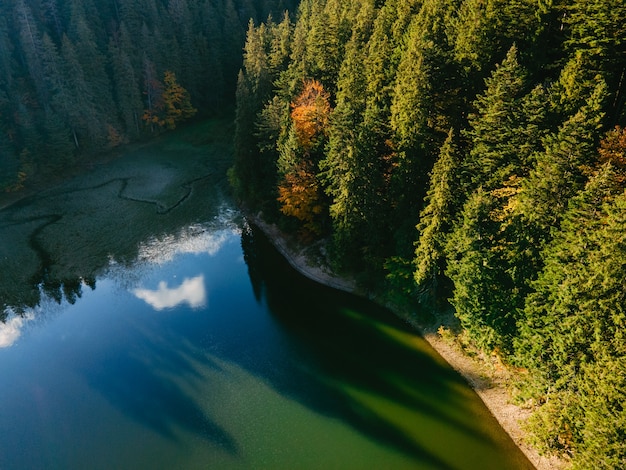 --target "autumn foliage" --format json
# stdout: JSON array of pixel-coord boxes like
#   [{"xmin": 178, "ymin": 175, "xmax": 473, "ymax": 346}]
[
  {"xmin": 276, "ymin": 79, "xmax": 332, "ymax": 236},
  {"xmin": 277, "ymin": 162, "xmax": 324, "ymax": 235},
  {"xmin": 142, "ymin": 70, "xmax": 197, "ymax": 130},
  {"xmin": 598, "ymin": 126, "xmax": 626, "ymax": 183},
  {"xmin": 290, "ymin": 79, "xmax": 331, "ymax": 149}
]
